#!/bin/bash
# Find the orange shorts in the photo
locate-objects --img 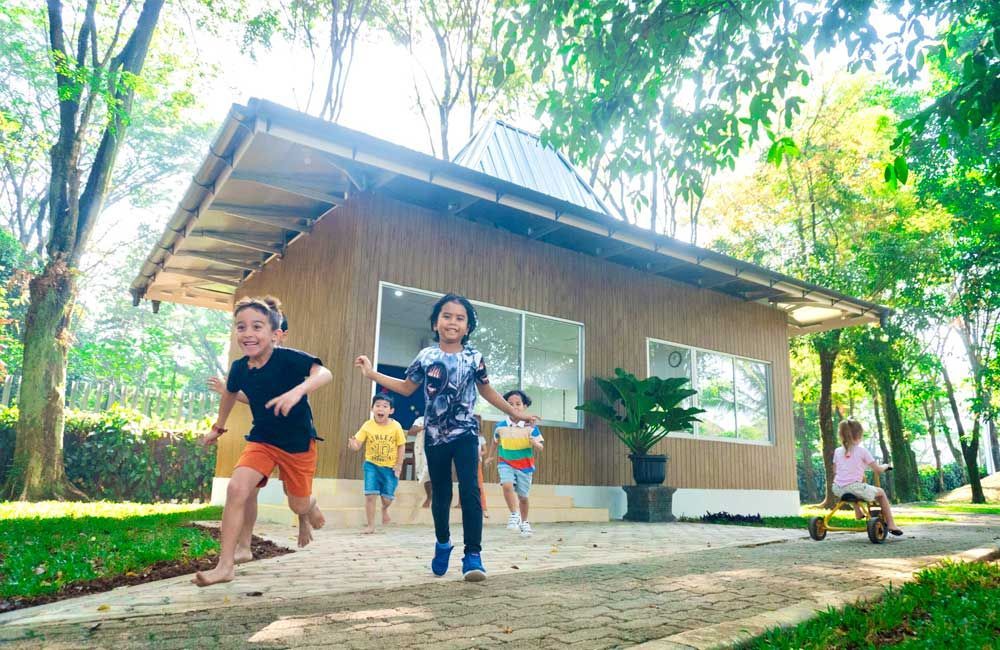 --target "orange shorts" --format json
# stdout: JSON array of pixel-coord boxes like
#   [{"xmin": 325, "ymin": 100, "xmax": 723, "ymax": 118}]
[{"xmin": 235, "ymin": 440, "xmax": 317, "ymax": 498}]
